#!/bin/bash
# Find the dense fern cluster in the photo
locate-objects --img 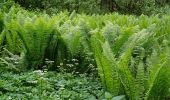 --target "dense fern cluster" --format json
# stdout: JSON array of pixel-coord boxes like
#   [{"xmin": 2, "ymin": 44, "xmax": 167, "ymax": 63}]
[{"xmin": 0, "ymin": 6, "xmax": 170, "ymax": 99}]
